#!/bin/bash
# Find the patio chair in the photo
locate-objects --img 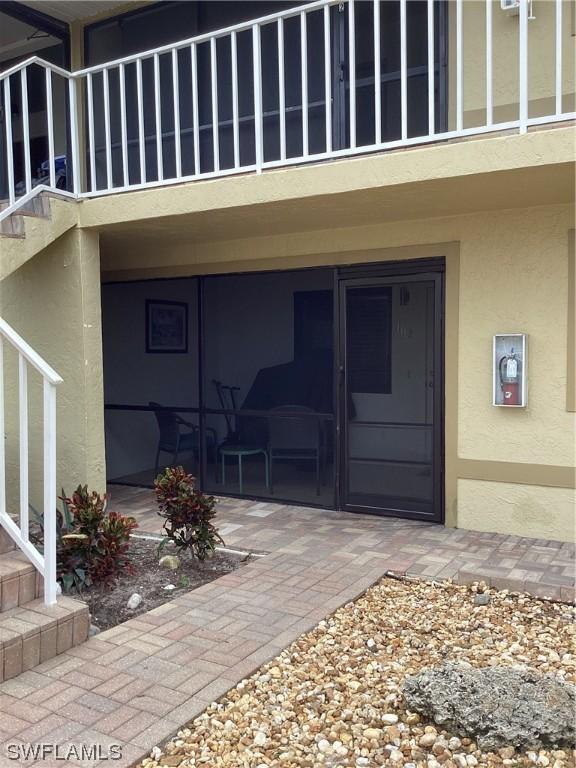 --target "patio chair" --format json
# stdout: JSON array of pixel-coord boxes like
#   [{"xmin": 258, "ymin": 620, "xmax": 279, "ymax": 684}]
[
  {"xmin": 268, "ymin": 405, "xmax": 322, "ymax": 496},
  {"xmin": 150, "ymin": 402, "xmax": 216, "ymax": 476}
]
